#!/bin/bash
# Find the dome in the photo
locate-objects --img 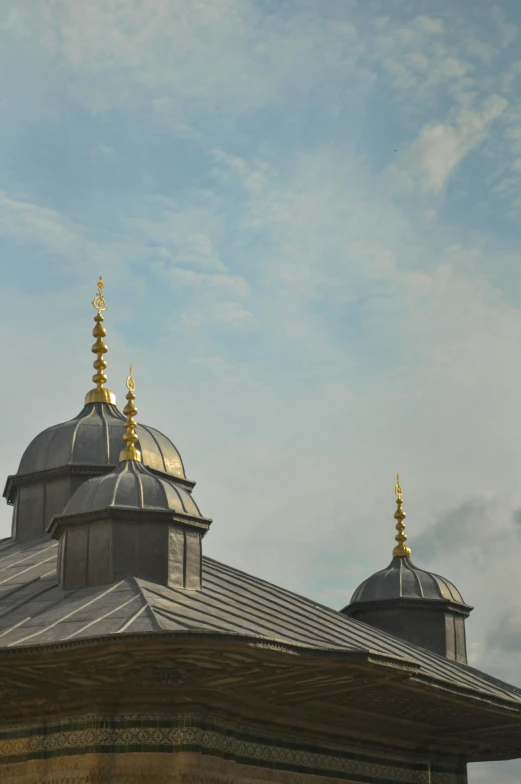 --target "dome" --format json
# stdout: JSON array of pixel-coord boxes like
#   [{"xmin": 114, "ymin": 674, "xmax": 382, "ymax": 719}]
[
  {"xmin": 62, "ymin": 459, "xmax": 206, "ymax": 521},
  {"xmin": 350, "ymin": 556, "xmax": 468, "ymax": 606},
  {"xmin": 16, "ymin": 402, "xmax": 191, "ymax": 485}
]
